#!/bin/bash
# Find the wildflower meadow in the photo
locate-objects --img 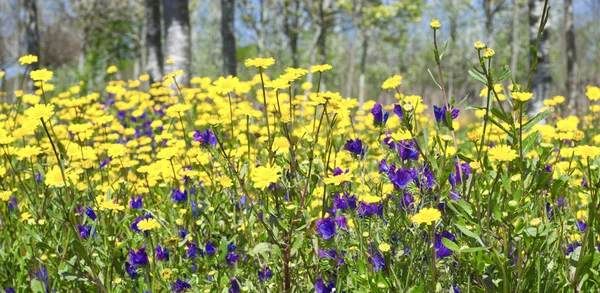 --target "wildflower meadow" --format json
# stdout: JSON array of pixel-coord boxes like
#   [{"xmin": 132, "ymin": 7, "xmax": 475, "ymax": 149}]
[{"xmin": 2, "ymin": 0, "xmax": 600, "ymax": 292}]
